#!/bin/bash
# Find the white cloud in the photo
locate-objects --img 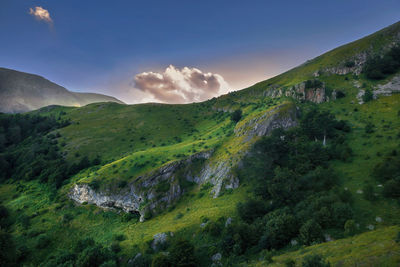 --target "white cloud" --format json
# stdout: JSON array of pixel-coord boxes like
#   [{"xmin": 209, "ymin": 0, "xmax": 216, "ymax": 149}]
[
  {"xmin": 29, "ymin": 6, "xmax": 53, "ymax": 24},
  {"xmin": 134, "ymin": 65, "xmax": 230, "ymax": 103}
]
